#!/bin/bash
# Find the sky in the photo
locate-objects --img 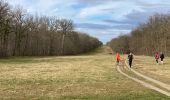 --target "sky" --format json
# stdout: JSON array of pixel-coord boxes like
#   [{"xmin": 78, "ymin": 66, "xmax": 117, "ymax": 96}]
[{"xmin": 5, "ymin": 0, "xmax": 170, "ymax": 43}]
